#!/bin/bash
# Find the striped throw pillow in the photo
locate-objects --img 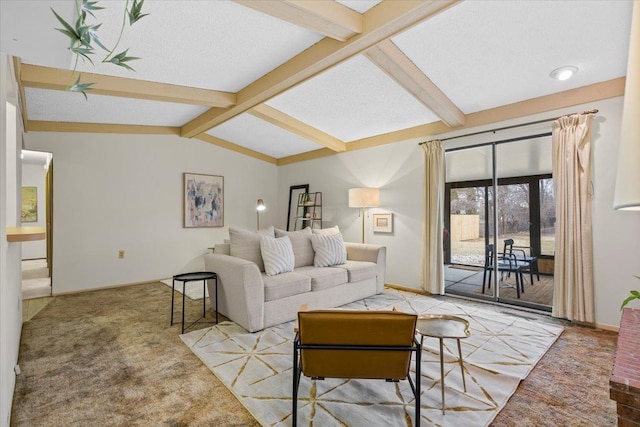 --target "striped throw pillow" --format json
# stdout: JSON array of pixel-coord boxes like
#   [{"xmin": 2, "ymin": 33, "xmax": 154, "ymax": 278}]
[
  {"xmin": 311, "ymin": 233, "xmax": 347, "ymax": 267},
  {"xmin": 260, "ymin": 235, "xmax": 295, "ymax": 276}
]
